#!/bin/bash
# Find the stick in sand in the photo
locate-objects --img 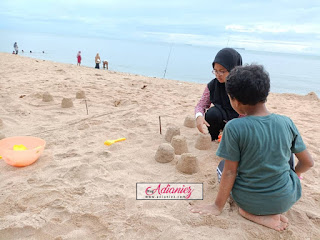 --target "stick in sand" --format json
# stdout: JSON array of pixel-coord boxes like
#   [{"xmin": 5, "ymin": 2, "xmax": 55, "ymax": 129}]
[
  {"xmin": 159, "ymin": 116, "xmax": 162, "ymax": 134},
  {"xmin": 85, "ymin": 99, "xmax": 89, "ymax": 115}
]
